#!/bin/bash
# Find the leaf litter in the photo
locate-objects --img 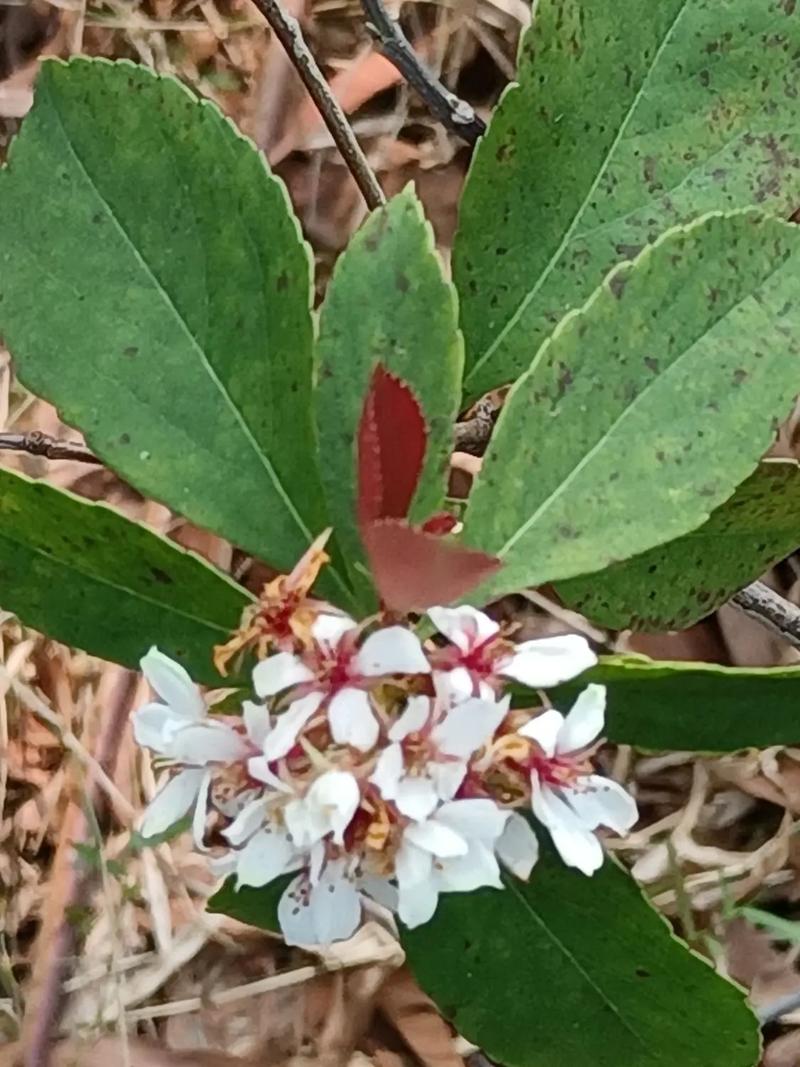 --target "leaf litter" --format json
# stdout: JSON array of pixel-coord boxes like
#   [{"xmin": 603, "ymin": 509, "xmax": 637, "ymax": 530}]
[{"xmin": 3, "ymin": 3, "xmax": 800, "ymax": 1066}]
